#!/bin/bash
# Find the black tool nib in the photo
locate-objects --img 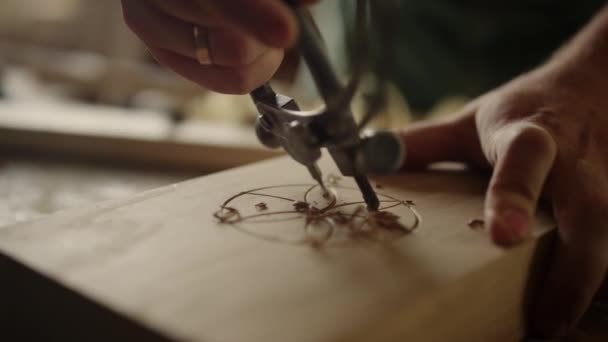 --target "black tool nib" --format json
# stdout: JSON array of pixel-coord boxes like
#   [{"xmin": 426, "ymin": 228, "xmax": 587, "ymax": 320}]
[{"xmin": 354, "ymin": 176, "xmax": 380, "ymax": 211}]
